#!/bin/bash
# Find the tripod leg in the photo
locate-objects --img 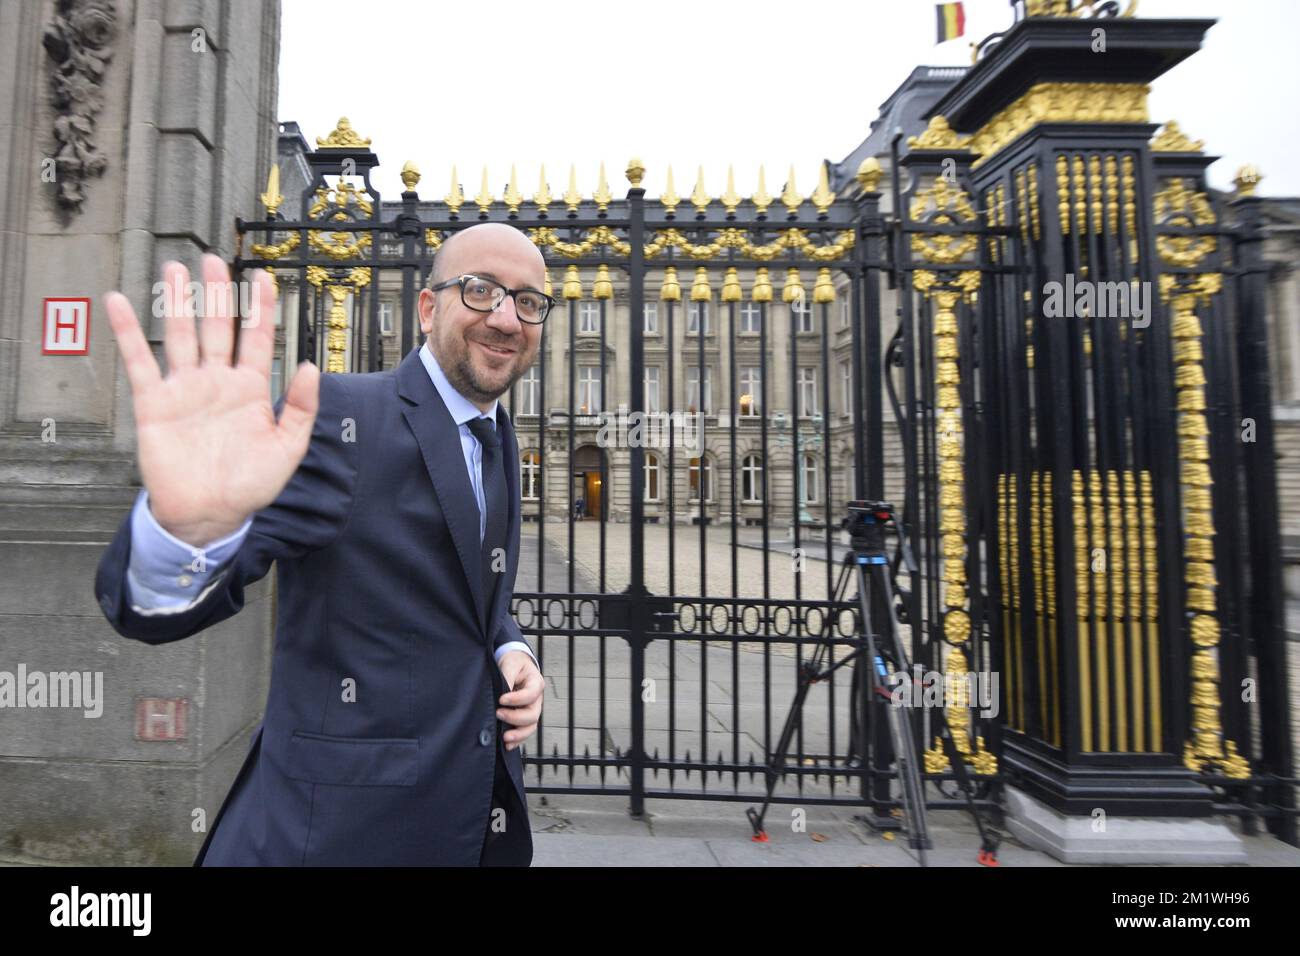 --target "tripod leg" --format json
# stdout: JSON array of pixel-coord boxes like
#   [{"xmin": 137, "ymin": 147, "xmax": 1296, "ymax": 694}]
[
  {"xmin": 746, "ymin": 552, "xmax": 856, "ymax": 841},
  {"xmin": 932, "ymin": 703, "xmax": 1000, "ymax": 866},
  {"xmin": 860, "ymin": 560, "xmax": 931, "ymax": 859}
]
